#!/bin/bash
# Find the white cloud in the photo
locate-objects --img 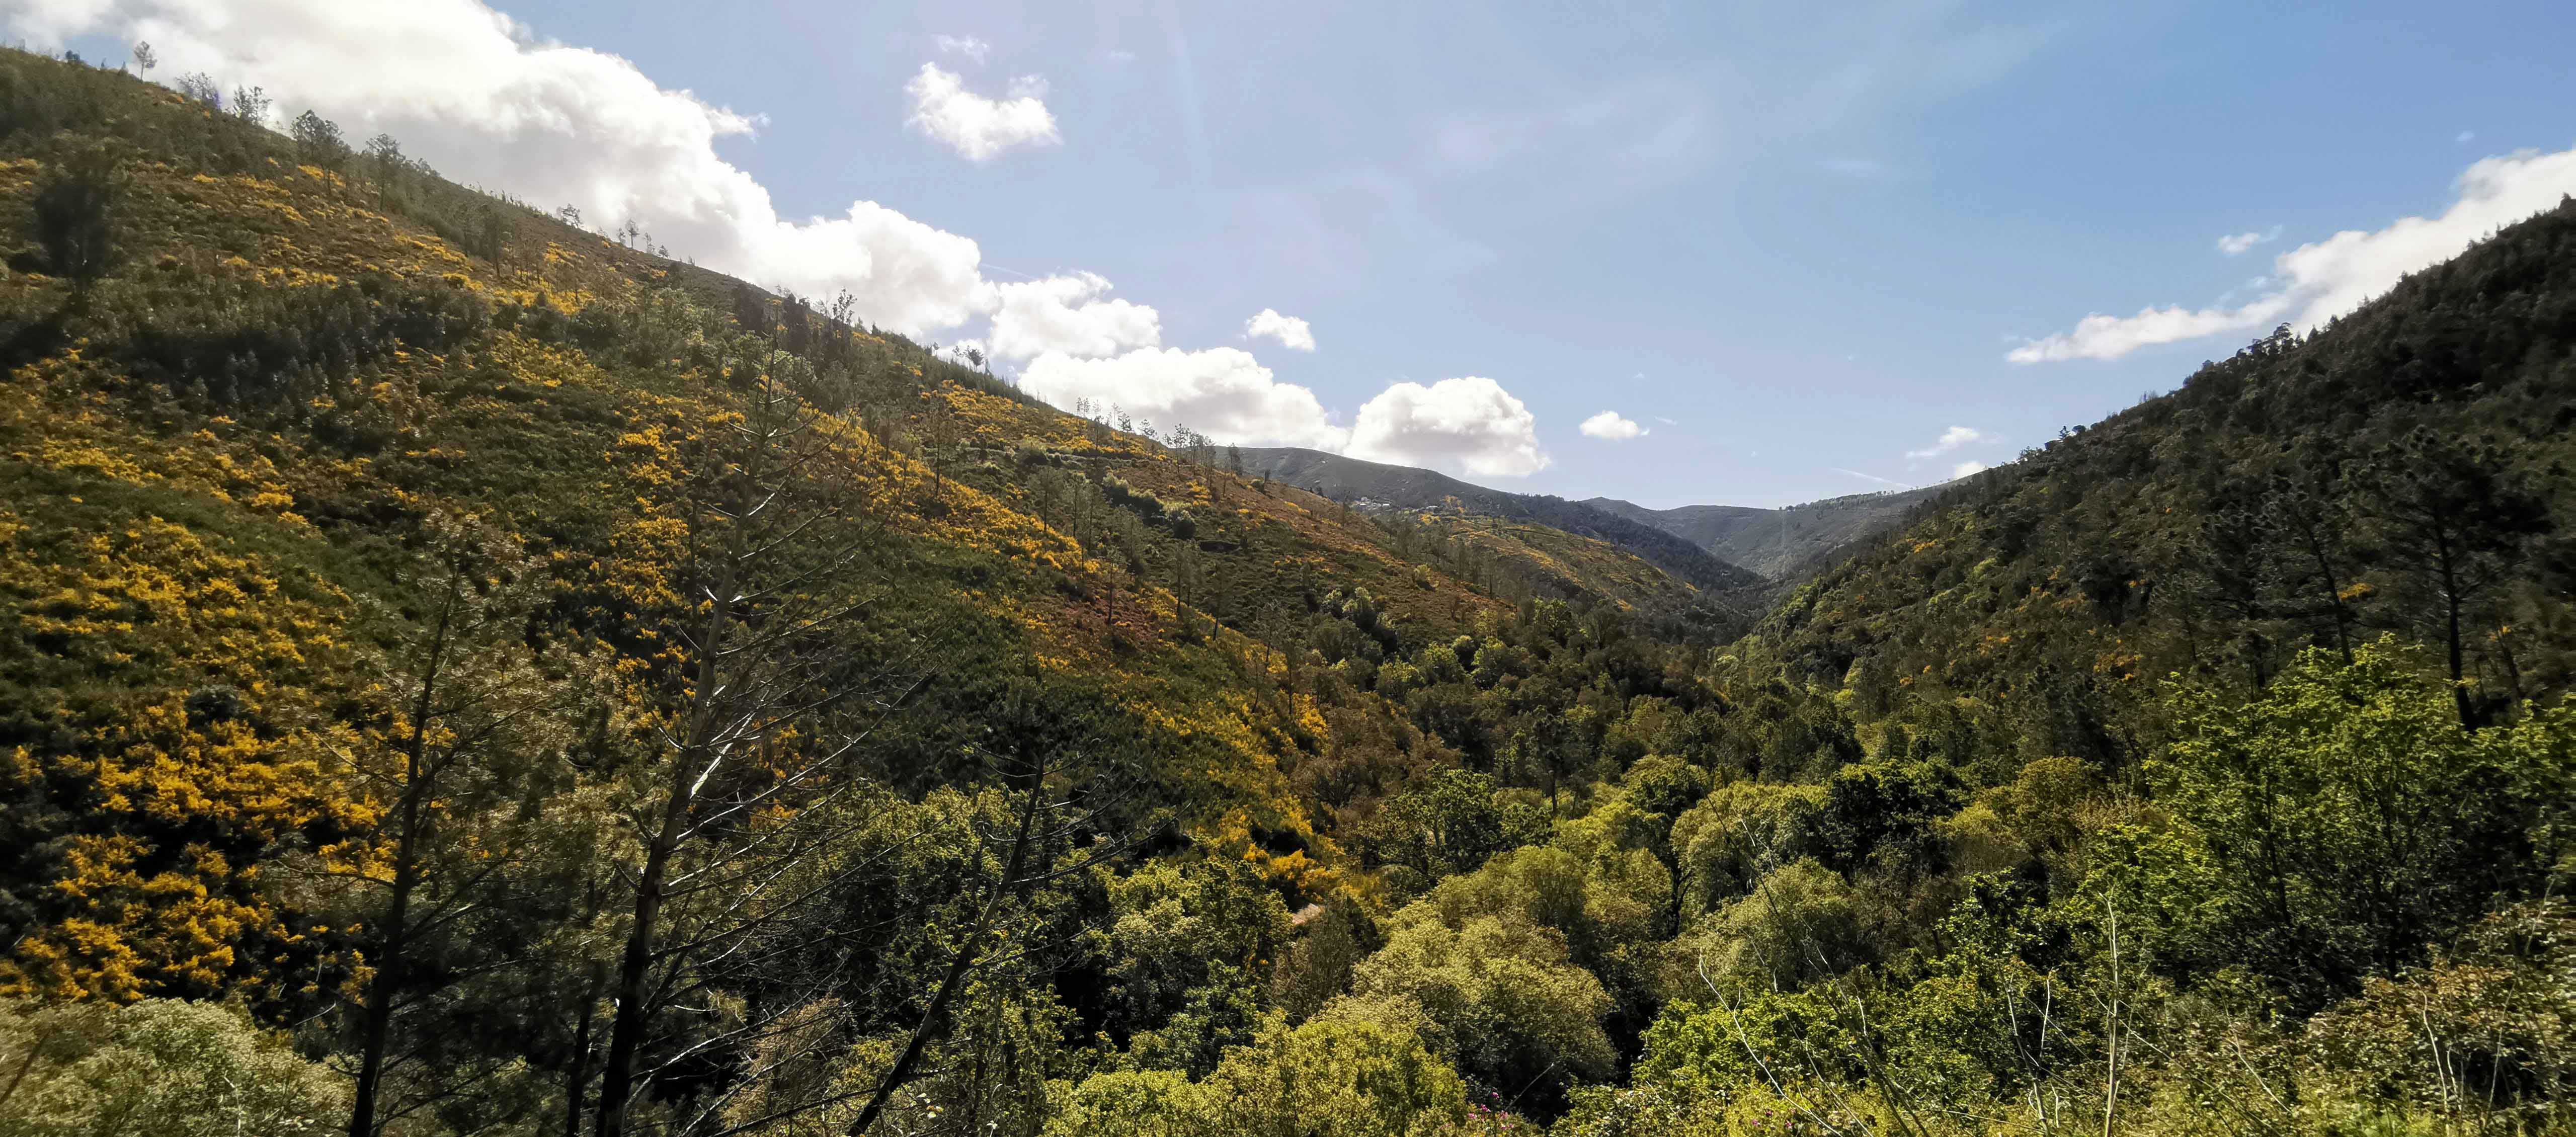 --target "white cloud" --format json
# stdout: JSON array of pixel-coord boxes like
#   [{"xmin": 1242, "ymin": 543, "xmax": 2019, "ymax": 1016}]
[
  {"xmin": 1021, "ymin": 347, "xmax": 1345, "ymax": 449},
  {"xmin": 2012, "ymin": 145, "xmax": 2576, "ymax": 363},
  {"xmin": 988, "ymin": 272, "xmax": 1161, "ymax": 361},
  {"xmin": 1905, "ymin": 424, "xmax": 1989, "ymax": 459},
  {"xmin": 1347, "ymin": 377, "xmax": 1549, "ymax": 477},
  {"xmin": 905, "ymin": 62, "xmax": 1059, "ymax": 161},
  {"xmin": 1579, "ymin": 411, "xmax": 1645, "ymax": 440},
  {"xmin": 1243, "ymin": 308, "xmax": 1316, "ymax": 352},
  {"xmin": 2216, "ymin": 226, "xmax": 2280, "ymax": 256},
  {"xmin": 1950, "ymin": 460, "xmax": 1989, "ymax": 479},
  {"xmin": 11, "ymin": 0, "xmax": 1017, "ymax": 336},
  {"xmin": 932, "ymin": 35, "xmax": 991, "ymax": 64}
]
